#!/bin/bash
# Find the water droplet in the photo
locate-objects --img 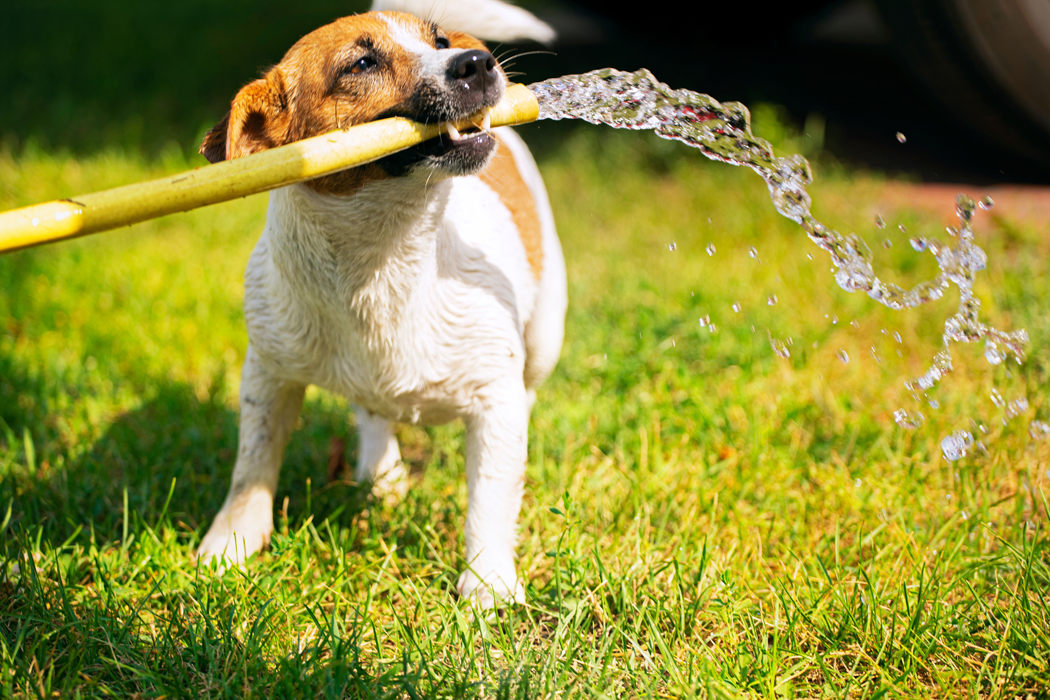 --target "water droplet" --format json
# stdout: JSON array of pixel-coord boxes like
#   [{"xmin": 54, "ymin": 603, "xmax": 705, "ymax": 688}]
[
  {"xmin": 983, "ymin": 341, "xmax": 1004, "ymax": 365},
  {"xmin": 979, "ymin": 196, "xmax": 994, "ymax": 210},
  {"xmin": 898, "ymin": 223, "xmax": 907, "ymax": 234},
  {"xmin": 767, "ymin": 294, "xmax": 778, "ymax": 306},
  {"xmin": 770, "ymin": 337, "xmax": 791, "ymax": 358},
  {"xmin": 748, "ymin": 246, "xmax": 758, "ymax": 259},
  {"xmin": 698, "ymin": 315, "xmax": 709, "ymax": 328},
  {"xmin": 850, "ymin": 320, "xmax": 860, "ymax": 329},
  {"xmin": 928, "ymin": 397, "xmax": 940, "ymax": 409},
  {"xmin": 854, "ymin": 478, "xmax": 862, "ymax": 488},
  {"xmin": 832, "ymin": 315, "xmax": 839, "ymax": 325},
  {"xmin": 909, "ymin": 237, "xmax": 926, "ymax": 251},
  {"xmin": 806, "ymin": 253, "xmax": 813, "ymax": 260},
  {"xmin": 946, "ymin": 226, "xmax": 958, "ymax": 237},
  {"xmin": 990, "ymin": 388, "xmax": 1005, "ymax": 407},
  {"xmin": 1030, "ymin": 420, "xmax": 1050, "ymax": 440},
  {"xmin": 896, "ymin": 132, "xmax": 907, "ymax": 143},
  {"xmin": 732, "ymin": 302, "xmax": 741, "ymax": 312},
  {"xmin": 941, "ymin": 430, "xmax": 974, "ymax": 462},
  {"xmin": 1006, "ymin": 396, "xmax": 1029, "ymax": 419},
  {"xmin": 946, "ymin": 493, "xmax": 952, "ymax": 500},
  {"xmin": 875, "ymin": 214, "xmax": 885, "ymax": 229},
  {"xmin": 961, "ymin": 510, "xmax": 969, "ymax": 520},
  {"xmin": 667, "ymin": 241, "xmax": 677, "ymax": 252},
  {"xmin": 894, "ymin": 408, "xmax": 925, "ymax": 429},
  {"xmin": 706, "ymin": 242, "xmax": 716, "ymax": 256},
  {"xmin": 709, "ymin": 323, "xmax": 717, "ymax": 333},
  {"xmin": 870, "ymin": 346, "xmax": 881, "ymax": 364},
  {"xmin": 893, "ymin": 331, "xmax": 902, "ymax": 343},
  {"xmin": 883, "ymin": 239, "xmax": 892, "ymax": 249},
  {"xmin": 837, "ymin": 349, "xmax": 849, "ymax": 363}
]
